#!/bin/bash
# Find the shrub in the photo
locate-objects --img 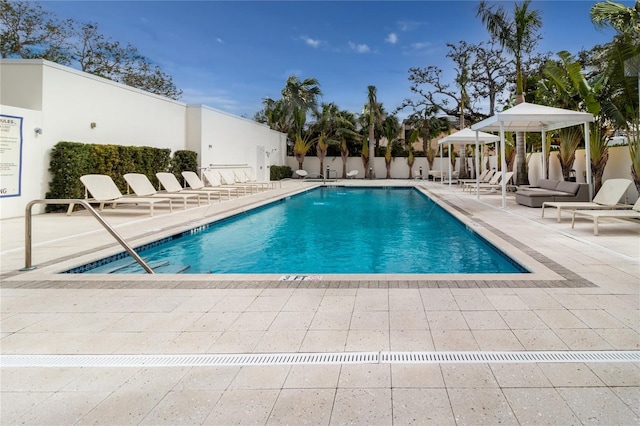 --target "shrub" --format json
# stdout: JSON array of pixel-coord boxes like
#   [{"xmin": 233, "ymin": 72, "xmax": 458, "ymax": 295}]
[
  {"xmin": 270, "ymin": 165, "xmax": 292, "ymax": 180},
  {"xmin": 170, "ymin": 150, "xmax": 198, "ymax": 184},
  {"xmin": 45, "ymin": 141, "xmax": 187, "ymax": 212}
]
